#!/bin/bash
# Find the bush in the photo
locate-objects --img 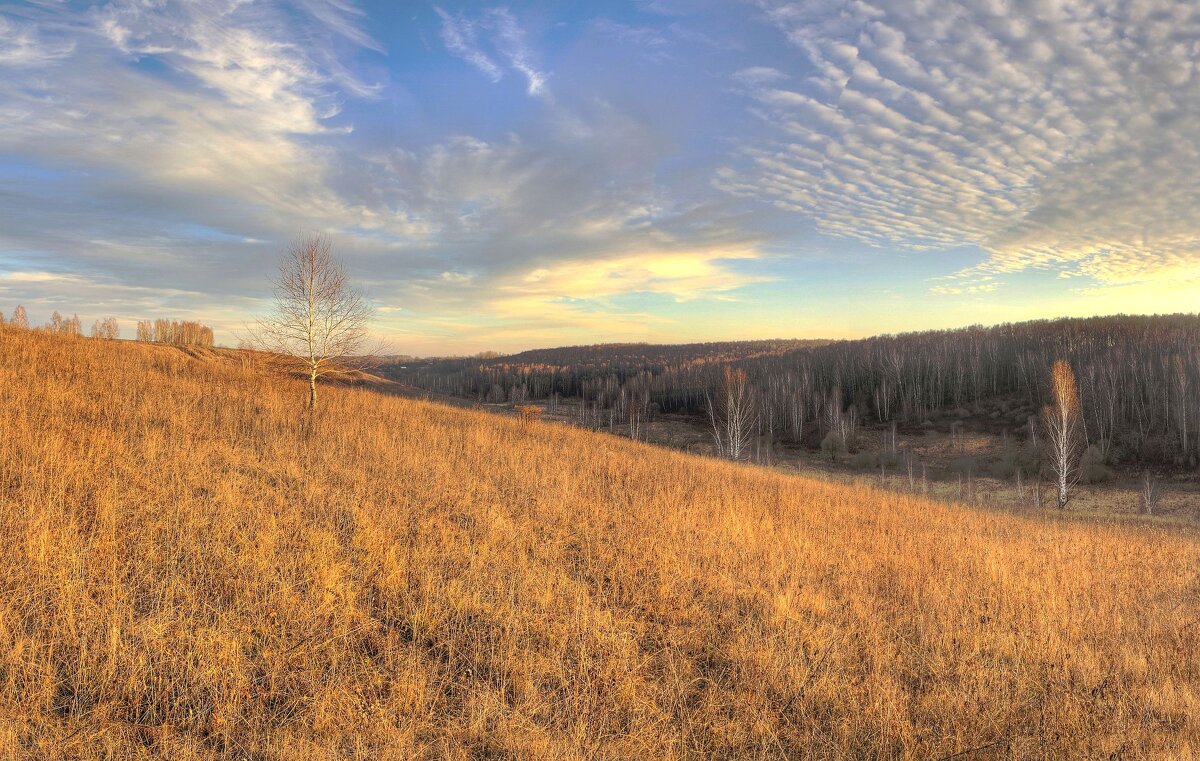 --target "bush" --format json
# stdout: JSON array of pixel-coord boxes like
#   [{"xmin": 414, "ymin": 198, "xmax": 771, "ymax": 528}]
[
  {"xmin": 850, "ymin": 450, "xmax": 879, "ymax": 471},
  {"xmin": 950, "ymin": 456, "xmax": 979, "ymax": 475},
  {"xmin": 1021, "ymin": 441, "xmax": 1042, "ymax": 468},
  {"xmin": 820, "ymin": 431, "xmax": 848, "ymax": 461},
  {"xmin": 1080, "ymin": 445, "xmax": 1112, "ymax": 484},
  {"xmin": 989, "ymin": 451, "xmax": 1018, "ymax": 480}
]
